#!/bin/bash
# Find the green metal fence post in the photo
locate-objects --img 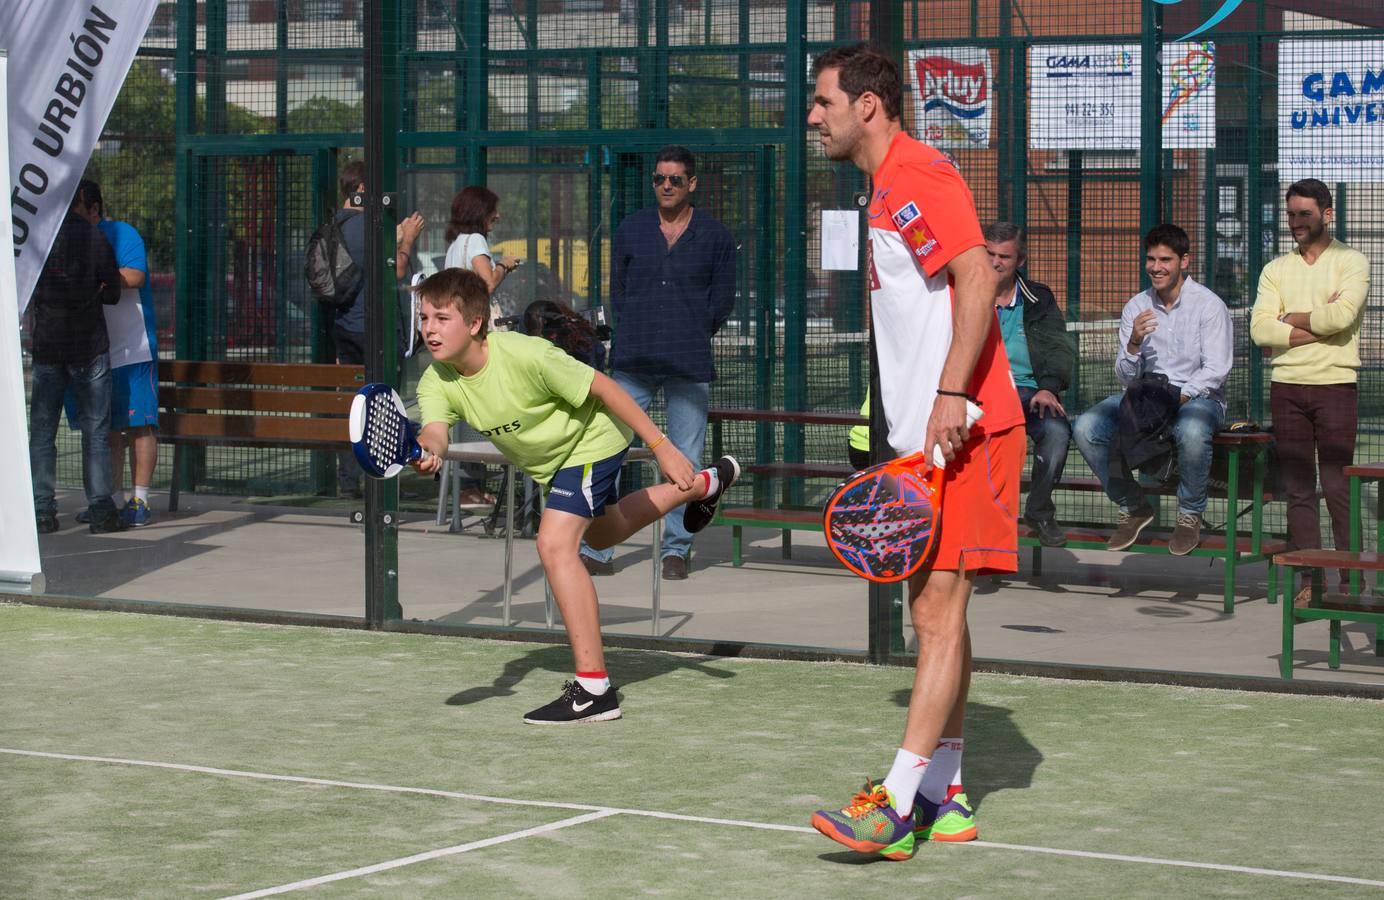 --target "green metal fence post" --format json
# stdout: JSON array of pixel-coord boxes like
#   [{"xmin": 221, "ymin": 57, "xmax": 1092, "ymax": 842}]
[
  {"xmin": 362, "ymin": 0, "xmax": 403, "ymax": 627},
  {"xmin": 782, "ymin": 0, "xmax": 808, "ymax": 484},
  {"xmin": 1246, "ymin": 3, "xmax": 1265, "ymax": 421},
  {"xmin": 1139, "ymin": 0, "xmax": 1164, "ymax": 245}
]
